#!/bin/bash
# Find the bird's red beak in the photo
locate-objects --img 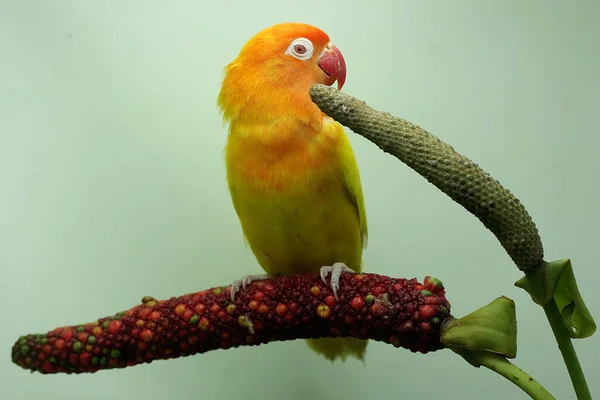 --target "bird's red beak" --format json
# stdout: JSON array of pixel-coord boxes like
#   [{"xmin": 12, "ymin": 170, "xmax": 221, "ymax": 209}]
[{"xmin": 318, "ymin": 44, "xmax": 346, "ymax": 90}]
